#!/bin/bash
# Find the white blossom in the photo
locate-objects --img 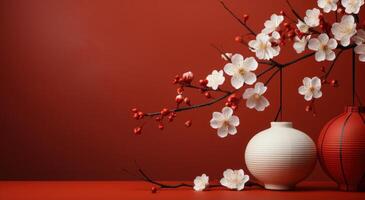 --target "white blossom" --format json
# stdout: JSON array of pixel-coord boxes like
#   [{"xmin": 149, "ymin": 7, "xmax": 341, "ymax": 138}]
[
  {"xmin": 210, "ymin": 107, "xmax": 240, "ymax": 138},
  {"xmin": 331, "ymin": 15, "xmax": 357, "ymax": 47},
  {"xmin": 298, "ymin": 77, "xmax": 323, "ymax": 101},
  {"xmin": 193, "ymin": 174, "xmax": 209, "ymax": 191},
  {"xmin": 304, "ymin": 8, "xmax": 321, "ymax": 27},
  {"xmin": 221, "ymin": 53, "xmax": 233, "ymax": 61},
  {"xmin": 223, "ymin": 54, "xmax": 258, "ymax": 89},
  {"xmin": 293, "ymin": 35, "xmax": 311, "ymax": 54},
  {"xmin": 242, "ymin": 82, "xmax": 270, "ymax": 111},
  {"xmin": 220, "ymin": 169, "xmax": 250, "ymax": 191},
  {"xmin": 353, "ymin": 29, "xmax": 365, "ymax": 45},
  {"xmin": 355, "ymin": 44, "xmax": 365, "ymax": 61},
  {"xmin": 248, "ymin": 33, "xmax": 280, "ymax": 60},
  {"xmin": 341, "ymin": 0, "xmax": 364, "ymax": 14},
  {"xmin": 308, "ymin": 33, "xmax": 338, "ymax": 61},
  {"xmin": 206, "ymin": 70, "xmax": 225, "ymax": 90},
  {"xmin": 318, "ymin": 0, "xmax": 339, "ymax": 13},
  {"xmin": 262, "ymin": 14, "xmax": 284, "ymax": 34},
  {"xmin": 297, "ymin": 20, "xmax": 310, "ymax": 33}
]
